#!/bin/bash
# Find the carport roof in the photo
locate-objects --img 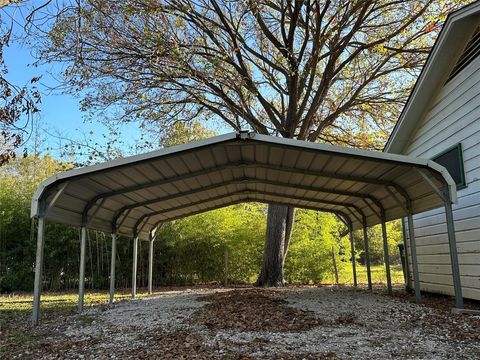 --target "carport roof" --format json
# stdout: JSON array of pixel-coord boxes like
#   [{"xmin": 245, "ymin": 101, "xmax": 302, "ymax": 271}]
[{"xmin": 31, "ymin": 131, "xmax": 456, "ymax": 240}]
